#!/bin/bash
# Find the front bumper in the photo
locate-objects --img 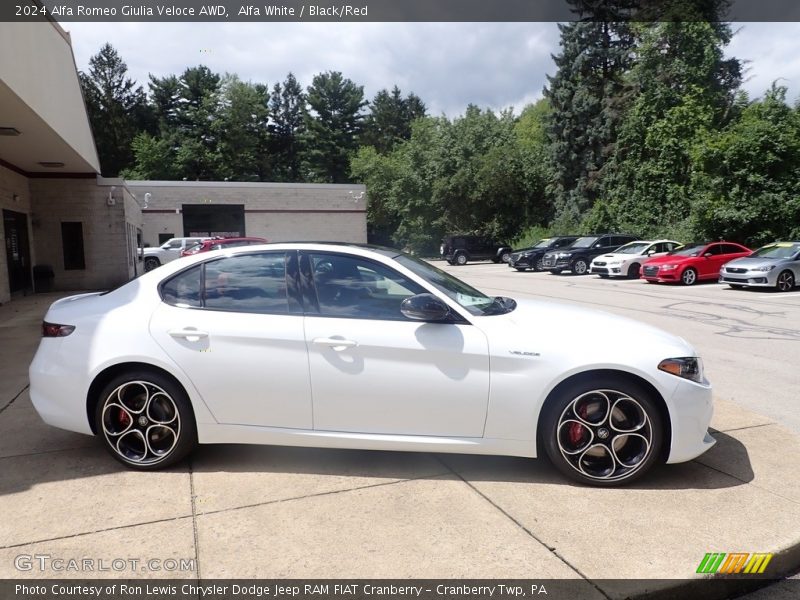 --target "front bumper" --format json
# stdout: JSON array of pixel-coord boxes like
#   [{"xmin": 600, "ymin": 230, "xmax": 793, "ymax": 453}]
[
  {"xmin": 509, "ymin": 257, "xmax": 532, "ymax": 268},
  {"xmin": 666, "ymin": 376, "xmax": 715, "ymax": 463},
  {"xmin": 590, "ymin": 264, "xmax": 625, "ymax": 276},
  {"xmin": 642, "ymin": 266, "xmax": 679, "ymax": 282},
  {"xmin": 719, "ymin": 271, "xmax": 774, "ymax": 287}
]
